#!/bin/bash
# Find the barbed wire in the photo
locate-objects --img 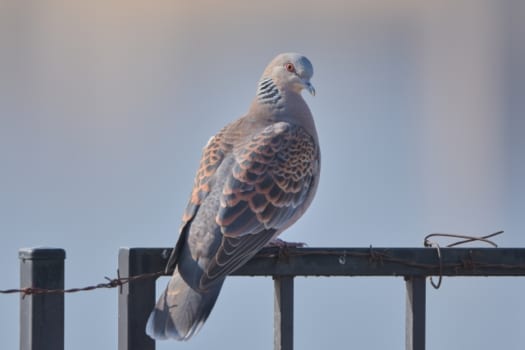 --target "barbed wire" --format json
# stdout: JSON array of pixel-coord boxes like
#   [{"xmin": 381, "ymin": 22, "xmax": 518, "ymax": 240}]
[
  {"xmin": 1, "ymin": 230, "xmax": 522, "ymax": 297},
  {"xmin": 0, "ymin": 270, "xmax": 163, "ymax": 297}
]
